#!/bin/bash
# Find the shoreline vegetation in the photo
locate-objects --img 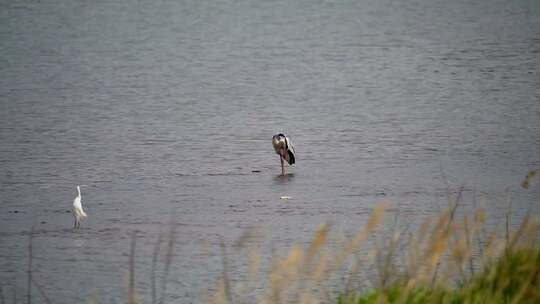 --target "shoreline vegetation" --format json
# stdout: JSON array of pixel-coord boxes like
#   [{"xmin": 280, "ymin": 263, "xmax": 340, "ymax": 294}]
[
  {"xmin": 208, "ymin": 205, "xmax": 538, "ymax": 304},
  {"xmin": 207, "ymin": 169, "xmax": 539, "ymax": 304},
  {"xmin": 5, "ymin": 170, "xmax": 539, "ymax": 303}
]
